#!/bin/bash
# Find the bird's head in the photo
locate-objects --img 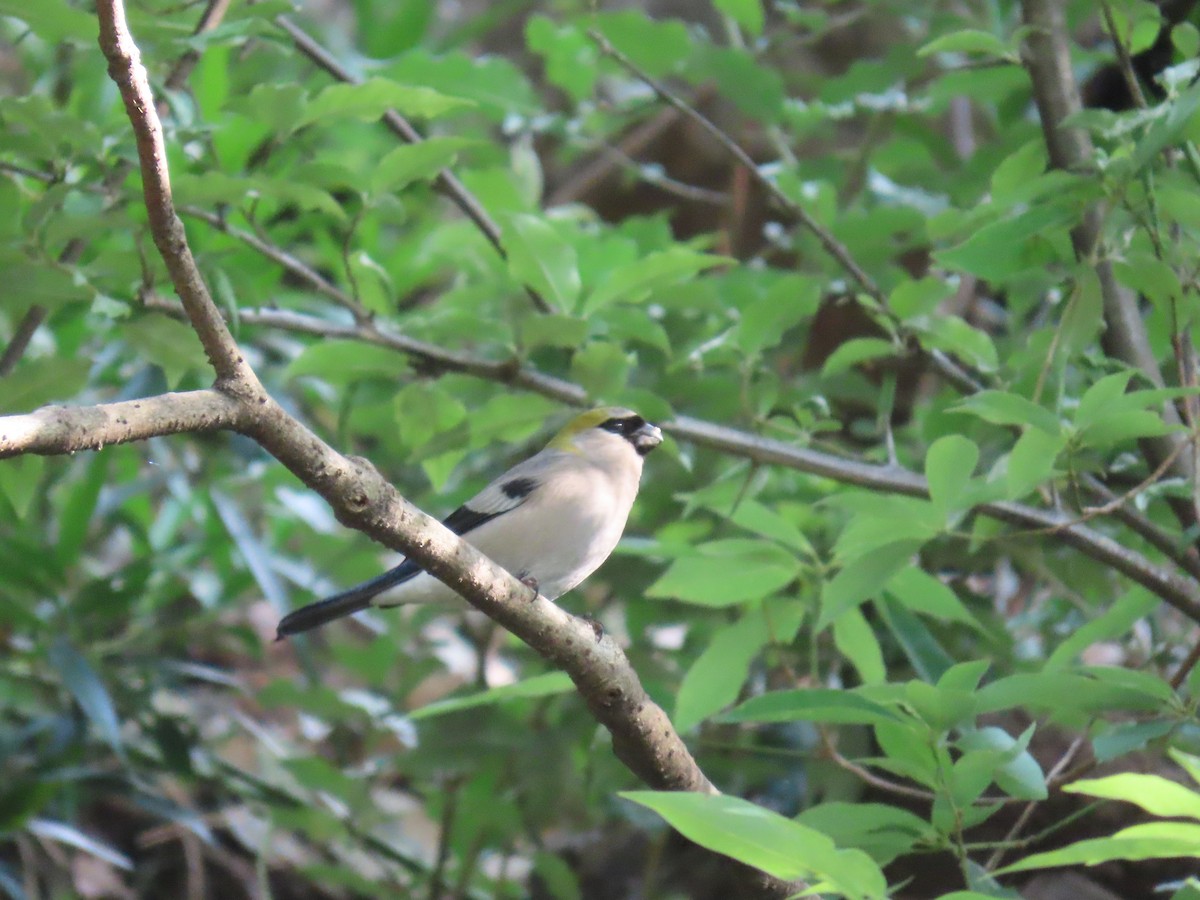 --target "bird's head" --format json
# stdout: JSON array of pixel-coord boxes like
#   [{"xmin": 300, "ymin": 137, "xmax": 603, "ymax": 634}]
[{"xmin": 549, "ymin": 407, "xmax": 663, "ymax": 460}]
